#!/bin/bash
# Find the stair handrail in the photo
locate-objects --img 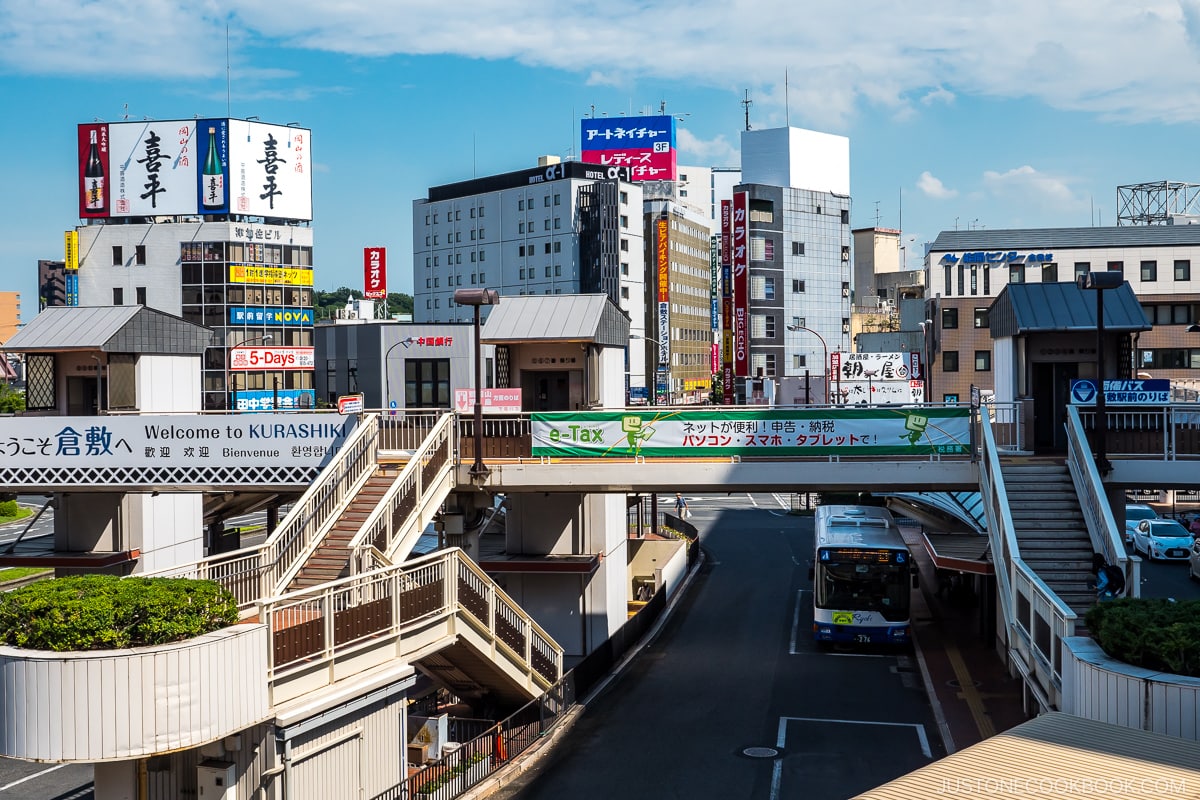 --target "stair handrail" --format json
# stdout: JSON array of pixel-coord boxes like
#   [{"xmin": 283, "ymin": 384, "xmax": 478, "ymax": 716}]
[
  {"xmin": 347, "ymin": 413, "xmax": 456, "ymax": 575},
  {"xmin": 979, "ymin": 413, "xmax": 1077, "ymax": 711},
  {"xmin": 259, "ymin": 547, "xmax": 563, "ymax": 693},
  {"xmin": 264, "ymin": 413, "xmax": 382, "ymax": 594},
  {"xmin": 1064, "ymin": 405, "xmax": 1140, "ymax": 597}
]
